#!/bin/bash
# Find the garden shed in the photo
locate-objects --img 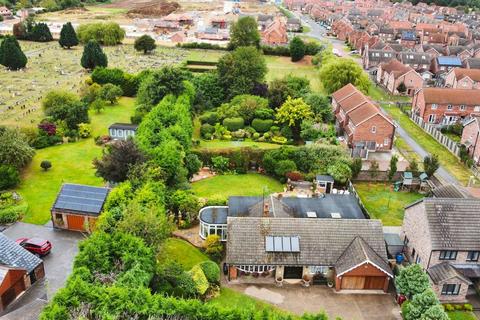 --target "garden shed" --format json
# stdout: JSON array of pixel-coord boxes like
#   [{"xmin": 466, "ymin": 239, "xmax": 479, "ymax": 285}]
[{"xmin": 51, "ymin": 183, "xmax": 109, "ymax": 232}]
